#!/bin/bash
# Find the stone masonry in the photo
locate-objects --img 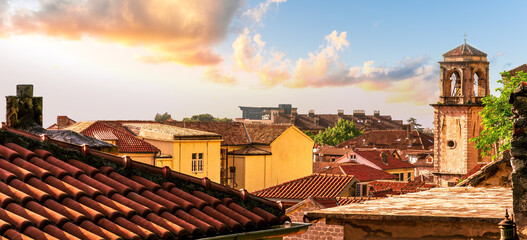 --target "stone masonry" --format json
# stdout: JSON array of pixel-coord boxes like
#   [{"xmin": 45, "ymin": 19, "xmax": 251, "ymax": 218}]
[
  {"xmin": 510, "ymin": 82, "xmax": 527, "ymax": 238},
  {"xmin": 286, "ymin": 200, "xmax": 343, "ymax": 240}
]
